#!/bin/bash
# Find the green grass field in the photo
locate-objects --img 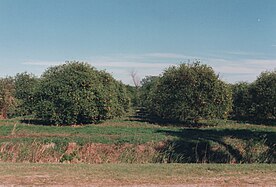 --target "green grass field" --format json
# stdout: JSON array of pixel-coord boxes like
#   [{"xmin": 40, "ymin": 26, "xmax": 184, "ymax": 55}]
[{"xmin": 0, "ymin": 115, "xmax": 275, "ymax": 163}]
